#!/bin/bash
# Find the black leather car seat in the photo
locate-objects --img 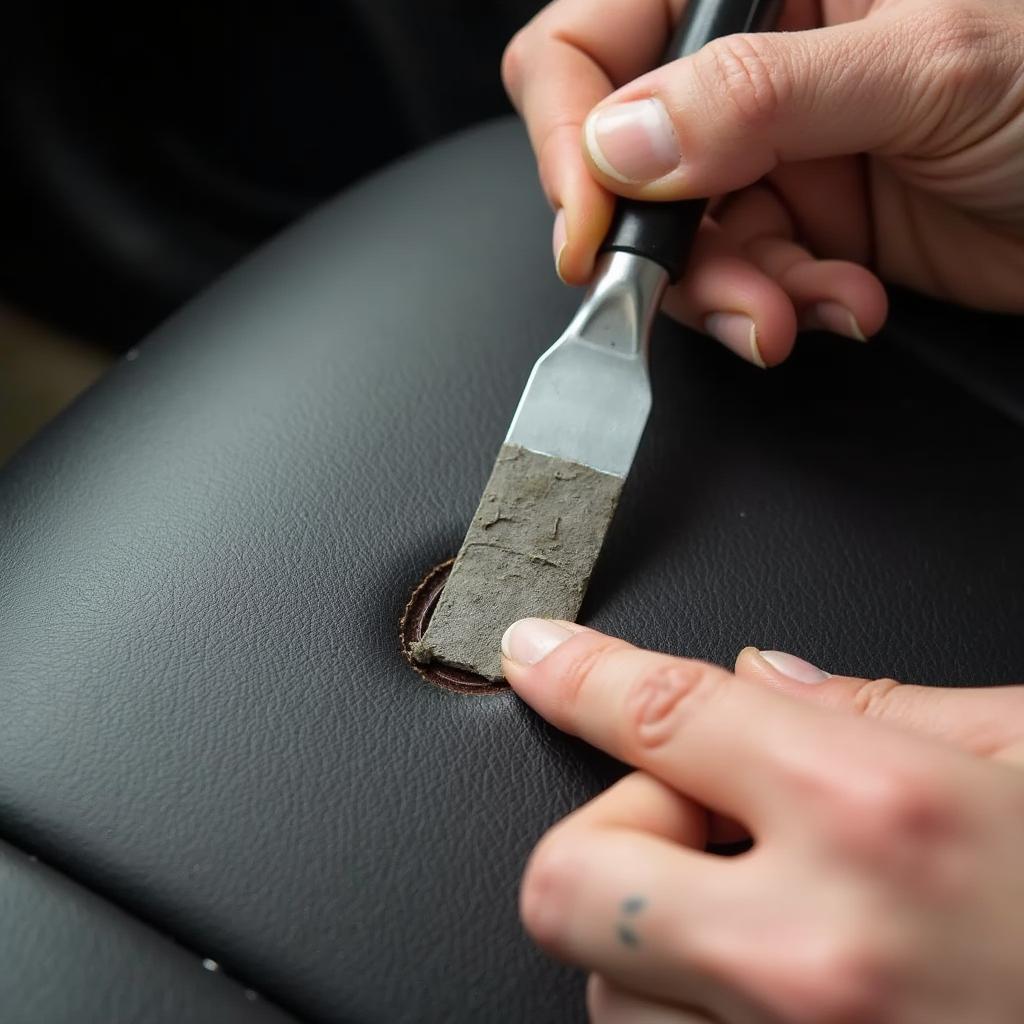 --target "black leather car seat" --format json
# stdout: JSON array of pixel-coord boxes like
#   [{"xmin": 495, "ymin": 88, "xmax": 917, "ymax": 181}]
[{"xmin": 0, "ymin": 118, "xmax": 1021, "ymax": 1023}]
